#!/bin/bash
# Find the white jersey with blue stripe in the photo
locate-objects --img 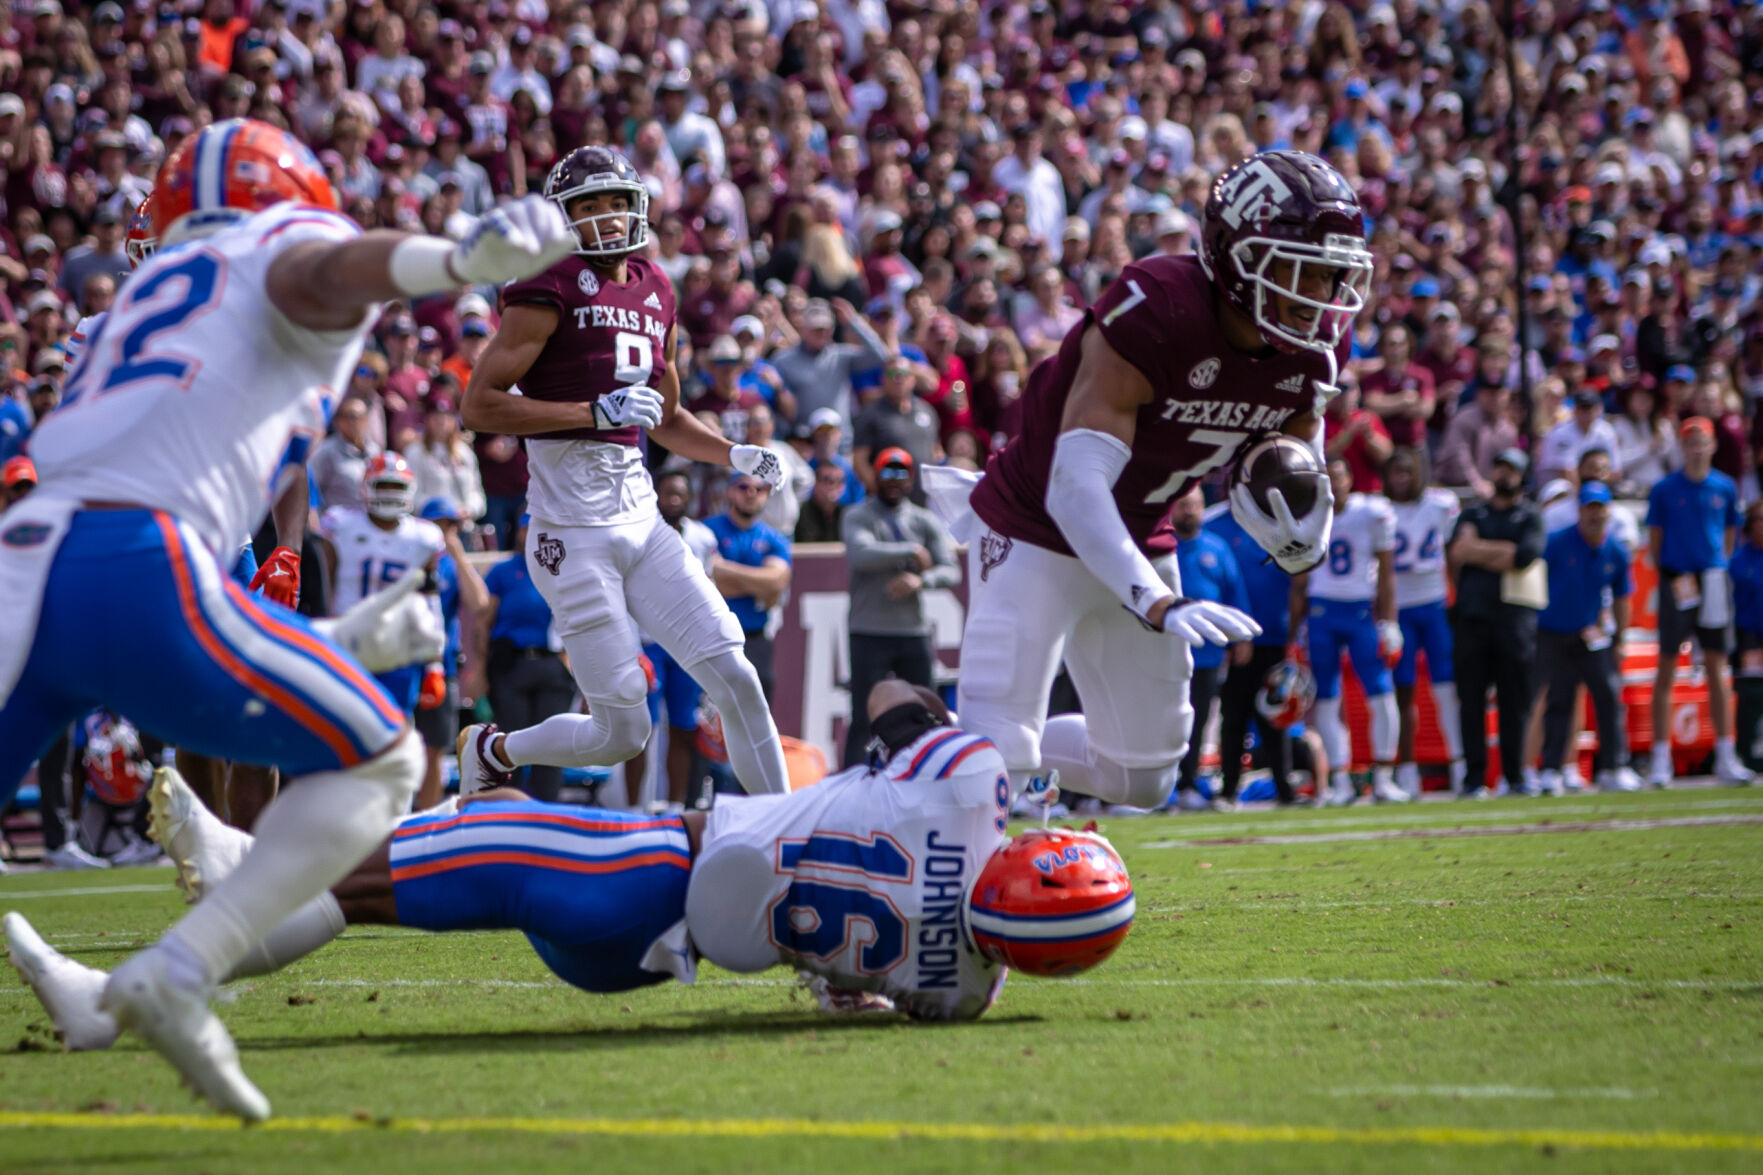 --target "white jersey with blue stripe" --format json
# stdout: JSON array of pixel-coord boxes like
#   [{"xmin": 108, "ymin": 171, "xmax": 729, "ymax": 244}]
[
  {"xmin": 64, "ymin": 313, "xmax": 104, "ymax": 364},
  {"xmin": 28, "ymin": 202, "xmax": 374, "ymax": 560},
  {"xmin": 320, "ymin": 506, "xmax": 444, "ymax": 614},
  {"xmin": 1390, "ymin": 489, "xmax": 1459, "ymax": 609},
  {"xmin": 686, "ymin": 727, "xmax": 1010, "ymax": 1021},
  {"xmin": 1310, "ymin": 493, "xmax": 1396, "ymax": 604}
]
